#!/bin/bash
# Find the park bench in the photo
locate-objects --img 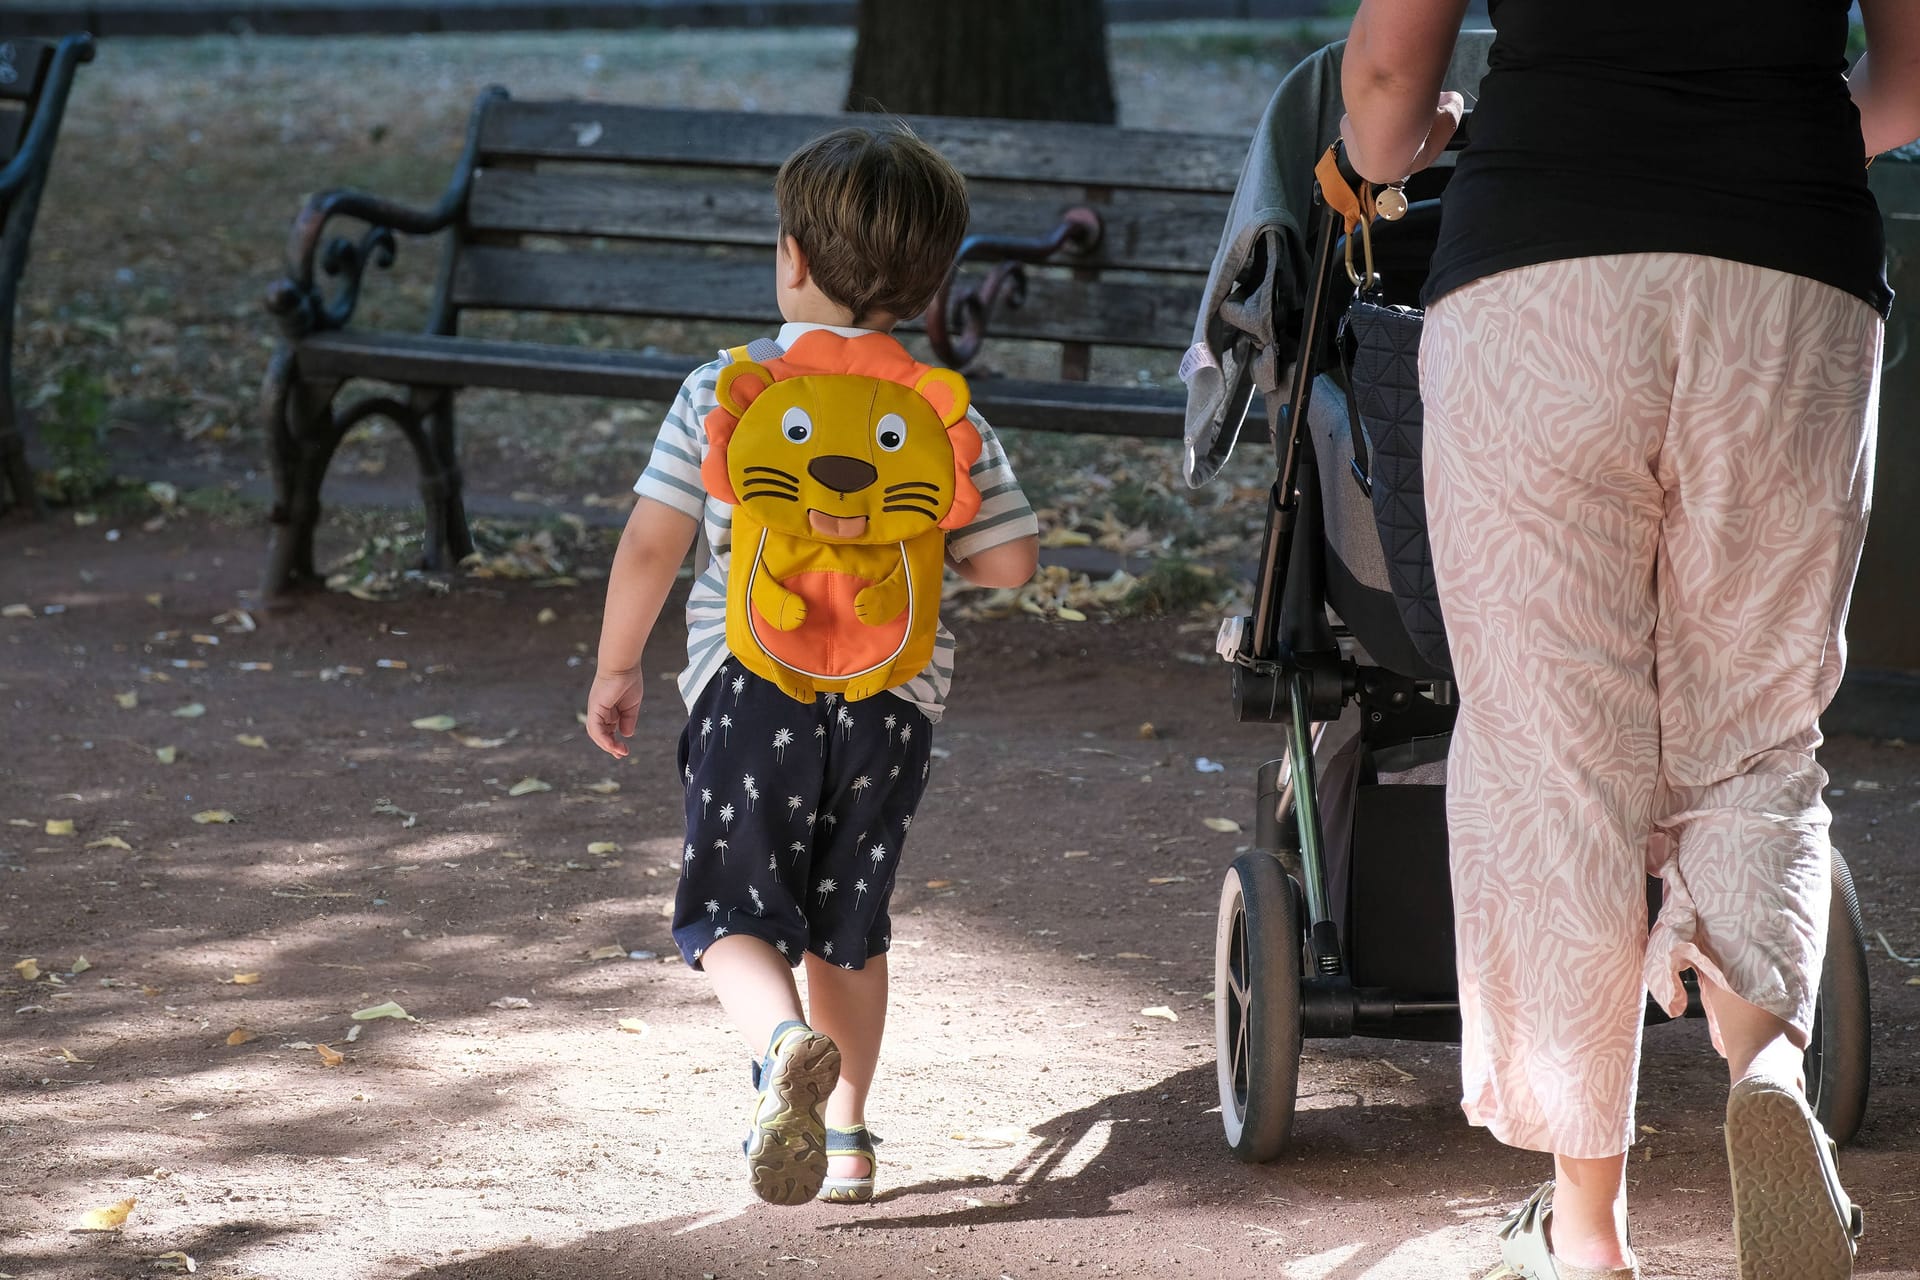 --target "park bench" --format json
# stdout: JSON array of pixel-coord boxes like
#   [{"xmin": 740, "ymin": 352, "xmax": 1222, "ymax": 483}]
[
  {"xmin": 0, "ymin": 32, "xmax": 93, "ymax": 517},
  {"xmin": 259, "ymin": 92, "xmax": 1247, "ymax": 594}
]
